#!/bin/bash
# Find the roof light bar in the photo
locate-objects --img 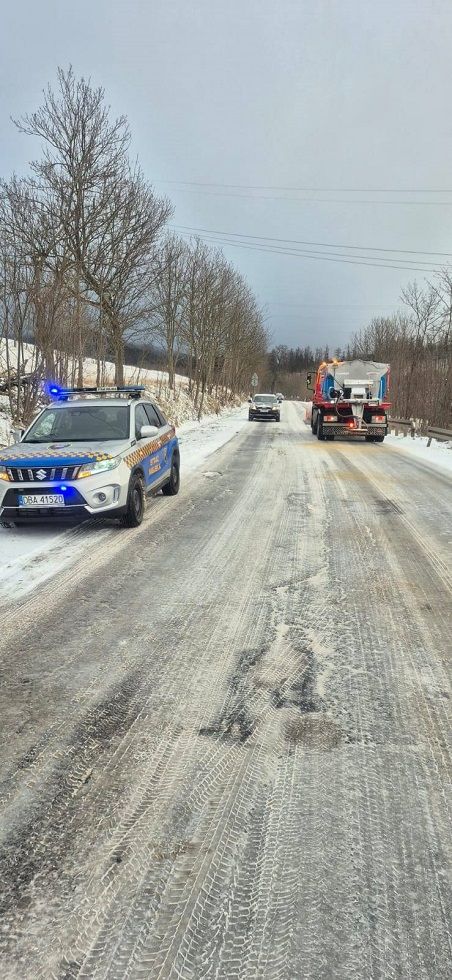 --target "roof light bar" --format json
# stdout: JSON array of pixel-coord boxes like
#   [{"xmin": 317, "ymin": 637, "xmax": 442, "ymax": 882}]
[{"xmin": 47, "ymin": 384, "xmax": 146, "ymax": 401}]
